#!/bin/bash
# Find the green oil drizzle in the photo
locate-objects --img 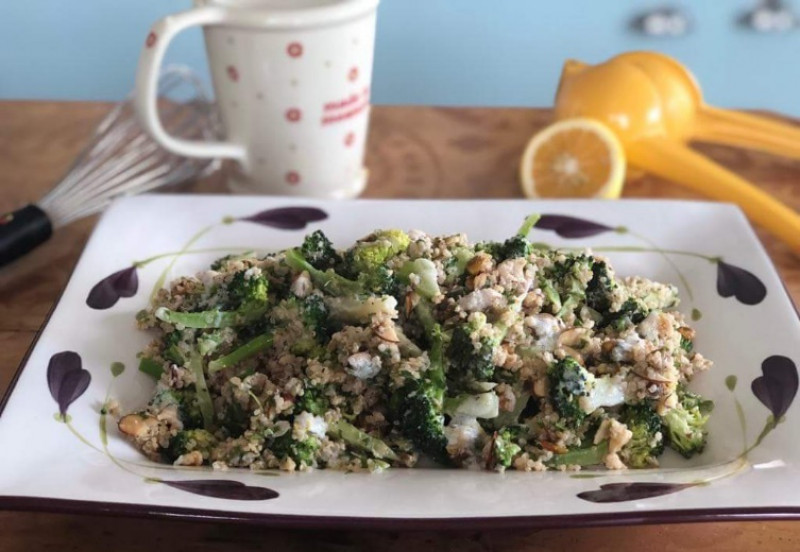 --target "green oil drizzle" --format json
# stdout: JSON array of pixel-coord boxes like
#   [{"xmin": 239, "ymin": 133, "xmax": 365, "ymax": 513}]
[{"xmin": 149, "ymin": 223, "xmax": 218, "ymax": 302}]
